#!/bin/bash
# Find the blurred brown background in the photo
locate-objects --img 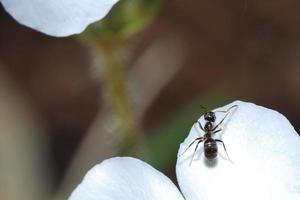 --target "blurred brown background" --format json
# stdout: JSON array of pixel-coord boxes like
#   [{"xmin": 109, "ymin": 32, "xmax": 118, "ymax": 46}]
[{"xmin": 1, "ymin": 0, "xmax": 300, "ymax": 199}]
